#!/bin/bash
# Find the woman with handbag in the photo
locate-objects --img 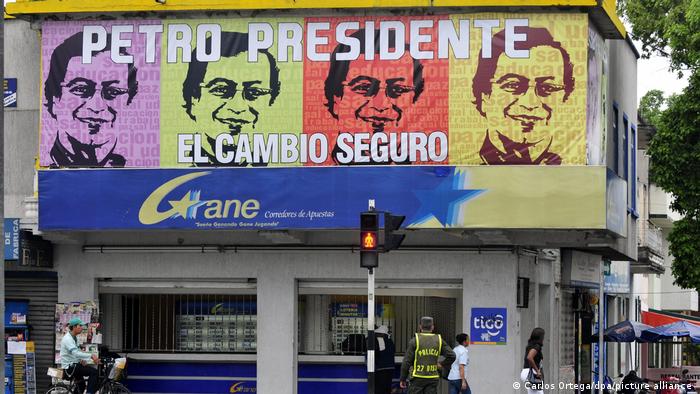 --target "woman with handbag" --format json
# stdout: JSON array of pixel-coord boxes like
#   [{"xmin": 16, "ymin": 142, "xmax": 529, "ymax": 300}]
[{"xmin": 520, "ymin": 328, "xmax": 545, "ymax": 394}]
